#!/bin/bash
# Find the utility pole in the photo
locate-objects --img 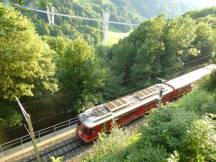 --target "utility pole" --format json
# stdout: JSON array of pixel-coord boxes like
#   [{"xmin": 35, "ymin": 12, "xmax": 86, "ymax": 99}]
[
  {"xmin": 46, "ymin": 6, "xmax": 55, "ymax": 25},
  {"xmin": 15, "ymin": 97, "xmax": 41, "ymax": 162},
  {"xmin": 51, "ymin": 6, "xmax": 55, "ymax": 25},
  {"xmin": 46, "ymin": 6, "xmax": 51, "ymax": 24},
  {"xmin": 103, "ymin": 13, "xmax": 110, "ymax": 46}
]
